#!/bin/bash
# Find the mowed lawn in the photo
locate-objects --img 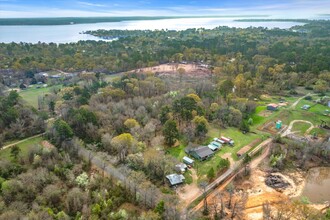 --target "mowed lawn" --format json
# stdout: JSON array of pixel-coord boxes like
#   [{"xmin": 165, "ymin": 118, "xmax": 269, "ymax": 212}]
[
  {"xmin": 275, "ymin": 99, "xmax": 330, "ymax": 126},
  {"xmin": 19, "ymin": 85, "xmax": 62, "ymax": 108},
  {"xmin": 0, "ymin": 136, "xmax": 44, "ymax": 160}
]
